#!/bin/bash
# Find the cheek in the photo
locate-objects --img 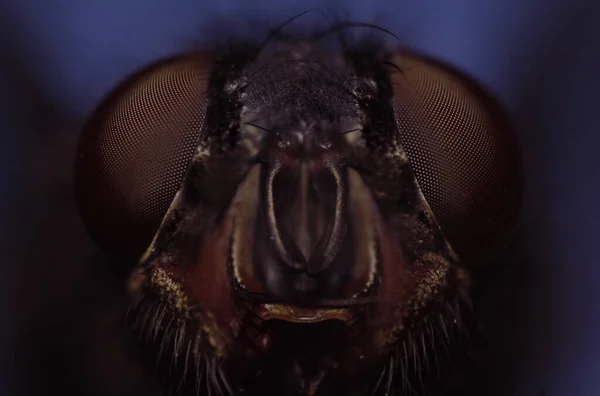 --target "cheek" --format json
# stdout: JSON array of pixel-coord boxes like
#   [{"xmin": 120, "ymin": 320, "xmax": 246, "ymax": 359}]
[
  {"xmin": 183, "ymin": 215, "xmax": 238, "ymax": 336},
  {"xmin": 370, "ymin": 220, "xmax": 416, "ymax": 331}
]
